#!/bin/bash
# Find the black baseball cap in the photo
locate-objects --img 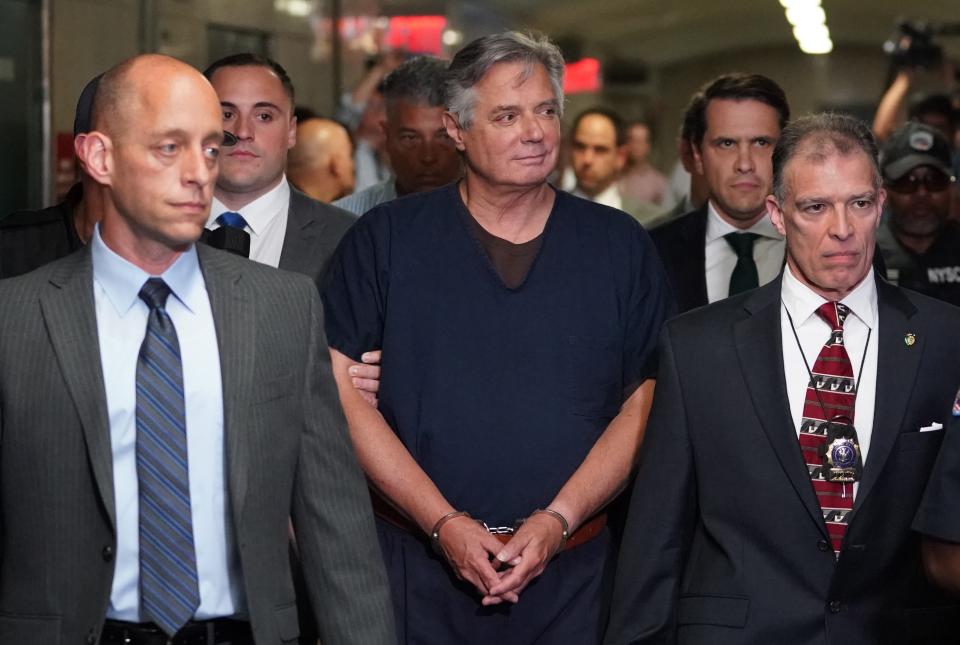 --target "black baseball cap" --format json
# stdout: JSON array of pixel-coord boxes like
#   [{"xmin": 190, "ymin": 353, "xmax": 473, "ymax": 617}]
[
  {"xmin": 73, "ymin": 73, "xmax": 104, "ymax": 136},
  {"xmin": 880, "ymin": 122, "xmax": 954, "ymax": 181}
]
